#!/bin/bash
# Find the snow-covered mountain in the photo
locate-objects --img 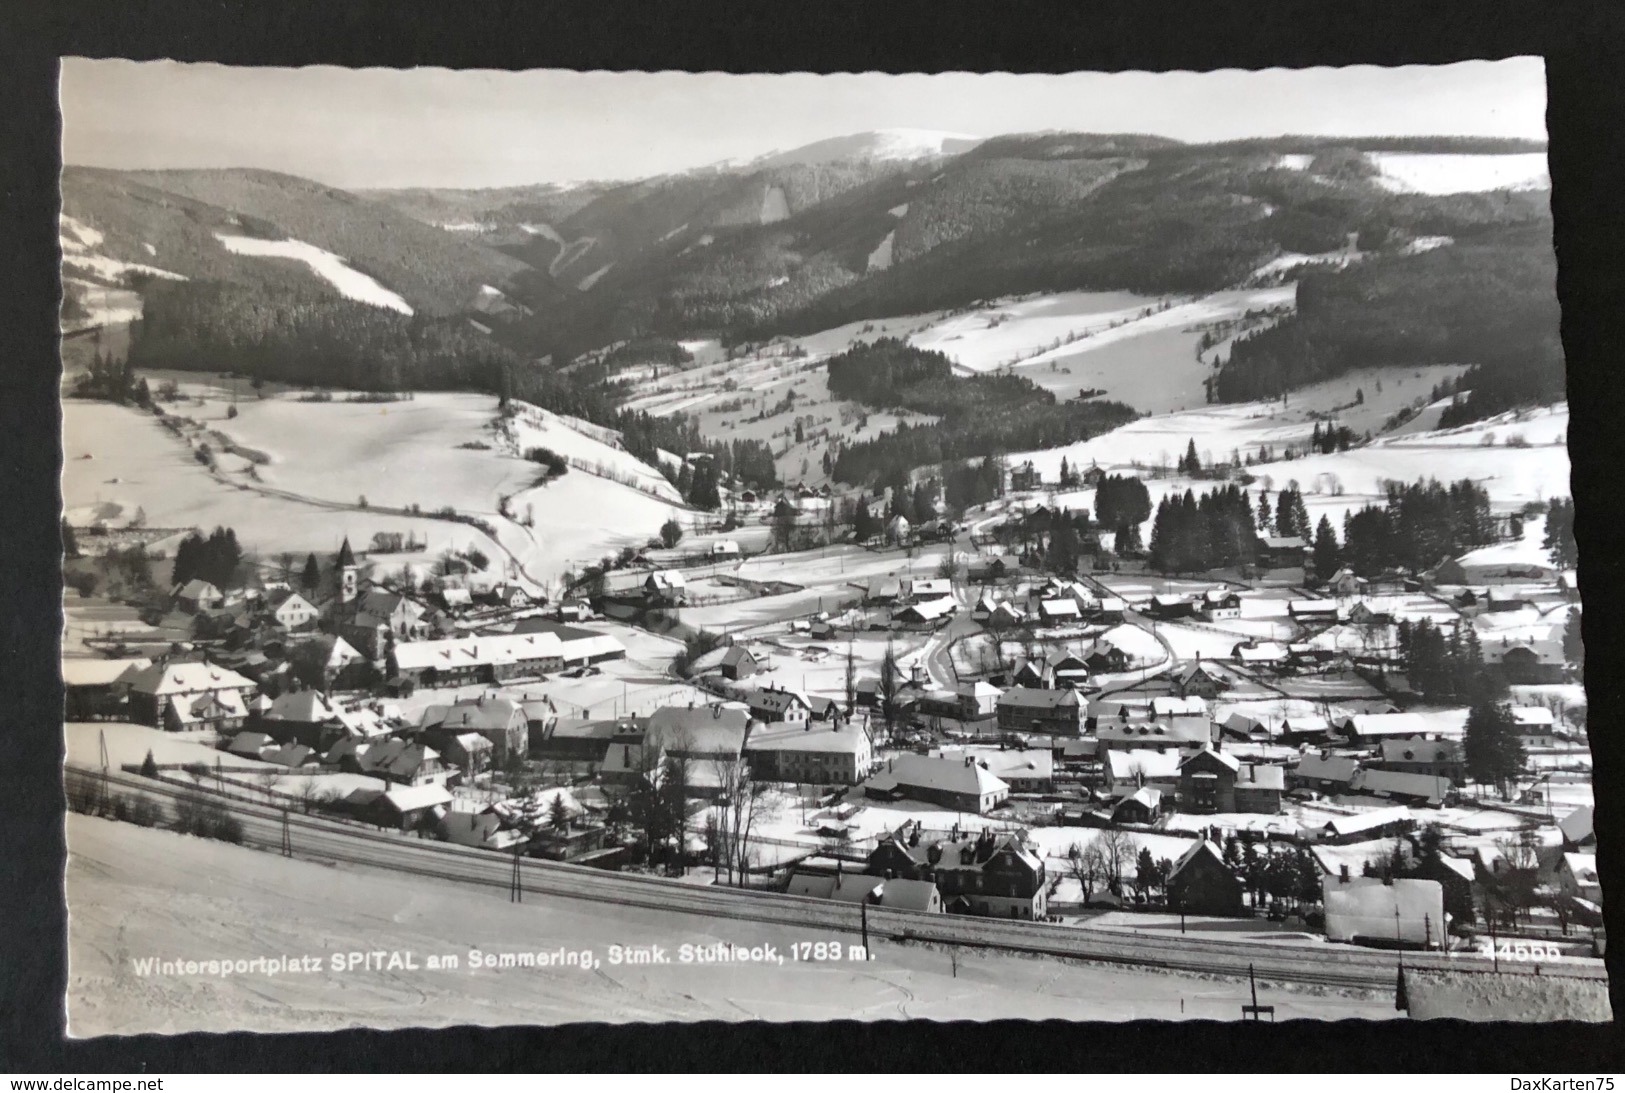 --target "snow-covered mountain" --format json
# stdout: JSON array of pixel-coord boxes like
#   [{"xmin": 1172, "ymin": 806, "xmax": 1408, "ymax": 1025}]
[{"xmin": 752, "ymin": 129, "xmax": 983, "ymax": 169}]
